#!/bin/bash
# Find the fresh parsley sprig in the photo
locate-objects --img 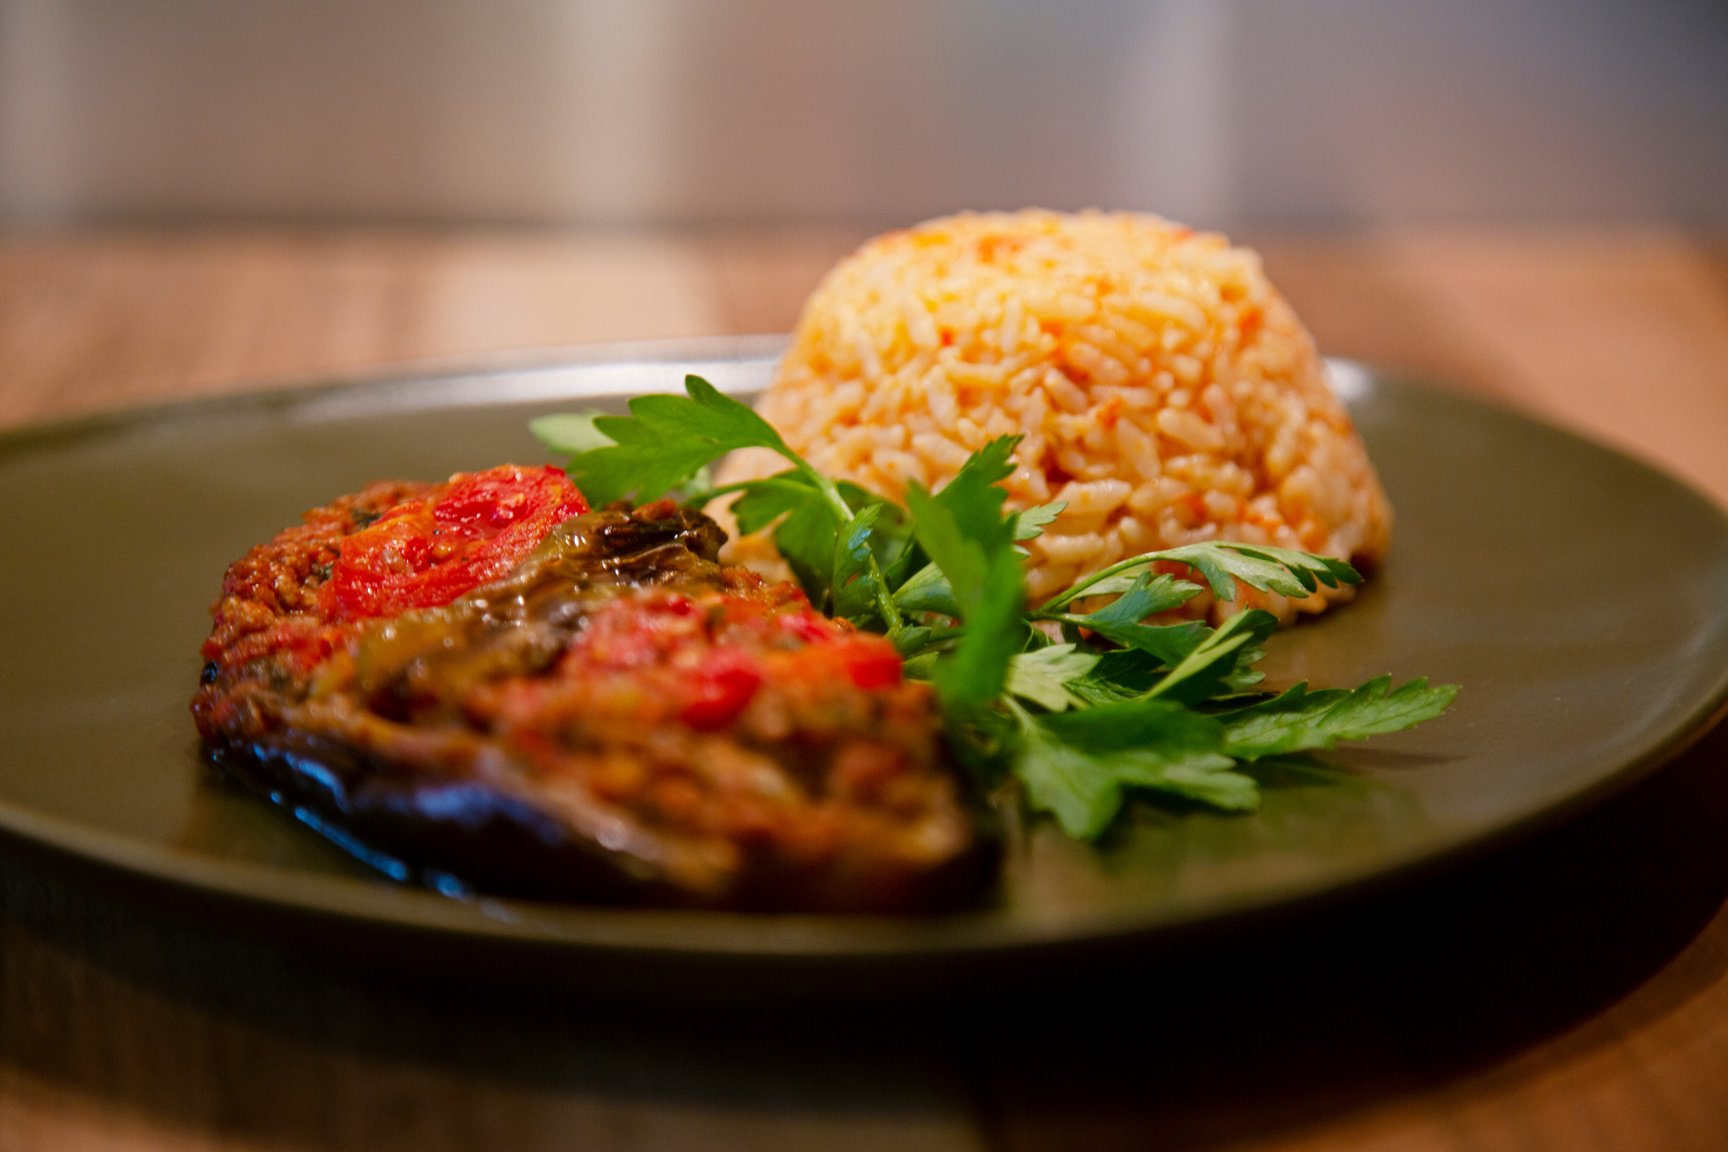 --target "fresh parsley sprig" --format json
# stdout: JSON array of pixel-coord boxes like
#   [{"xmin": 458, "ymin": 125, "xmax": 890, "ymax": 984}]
[
  {"xmin": 533, "ymin": 376, "xmax": 1458, "ymax": 841},
  {"xmin": 534, "ymin": 376, "xmax": 905, "ymax": 630}
]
